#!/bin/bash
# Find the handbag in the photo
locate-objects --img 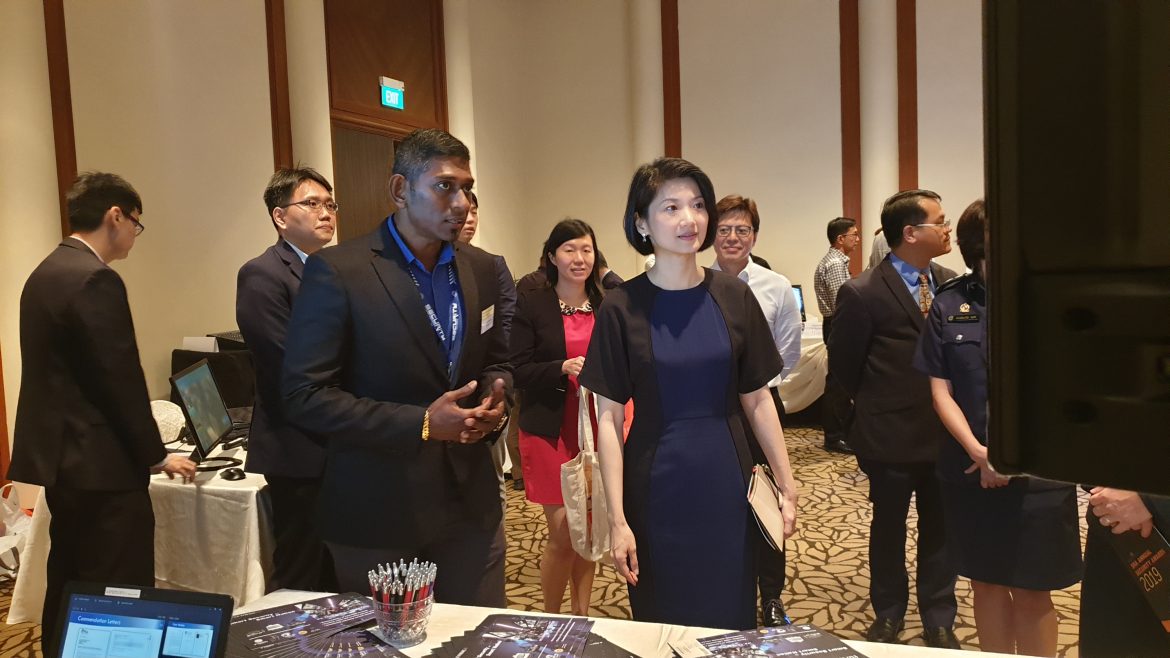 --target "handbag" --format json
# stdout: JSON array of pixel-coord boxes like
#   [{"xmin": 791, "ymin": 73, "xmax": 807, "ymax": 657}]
[
  {"xmin": 747, "ymin": 464, "xmax": 786, "ymax": 552},
  {"xmin": 560, "ymin": 386, "xmax": 611, "ymax": 562},
  {"xmin": 0, "ymin": 483, "xmax": 30, "ymax": 576}
]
